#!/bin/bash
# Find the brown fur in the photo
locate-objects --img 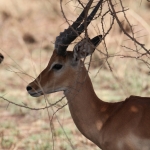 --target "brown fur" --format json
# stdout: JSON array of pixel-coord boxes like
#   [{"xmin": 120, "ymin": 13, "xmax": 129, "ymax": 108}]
[{"xmin": 27, "ymin": 51, "xmax": 150, "ymax": 150}]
